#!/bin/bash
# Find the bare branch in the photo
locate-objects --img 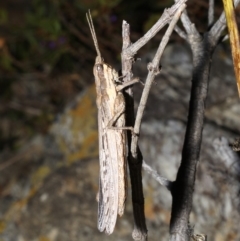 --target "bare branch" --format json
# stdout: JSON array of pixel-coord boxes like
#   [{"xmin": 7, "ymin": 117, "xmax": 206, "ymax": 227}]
[
  {"xmin": 169, "ymin": 3, "xmax": 224, "ymax": 239},
  {"xmin": 131, "ymin": 3, "xmax": 186, "ymax": 158},
  {"xmin": 181, "ymin": 10, "xmax": 200, "ymax": 40},
  {"xmin": 210, "ymin": 0, "xmax": 240, "ymax": 41},
  {"xmin": 121, "ymin": 4, "xmax": 186, "ymax": 241},
  {"xmin": 174, "ymin": 0, "xmax": 198, "ymax": 38},
  {"xmin": 174, "ymin": 25, "xmax": 188, "ymax": 40},
  {"xmin": 208, "ymin": 0, "xmax": 214, "ymax": 27},
  {"xmin": 142, "ymin": 160, "xmax": 173, "ymax": 191},
  {"xmin": 127, "ymin": 10, "xmax": 186, "ymax": 238},
  {"xmin": 122, "ymin": 20, "xmax": 148, "ymax": 241},
  {"xmin": 174, "ymin": 0, "xmax": 200, "ymax": 40},
  {"xmin": 124, "ymin": 0, "xmax": 187, "ymax": 57},
  {"xmin": 122, "ymin": 20, "xmax": 134, "ymax": 86}
]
